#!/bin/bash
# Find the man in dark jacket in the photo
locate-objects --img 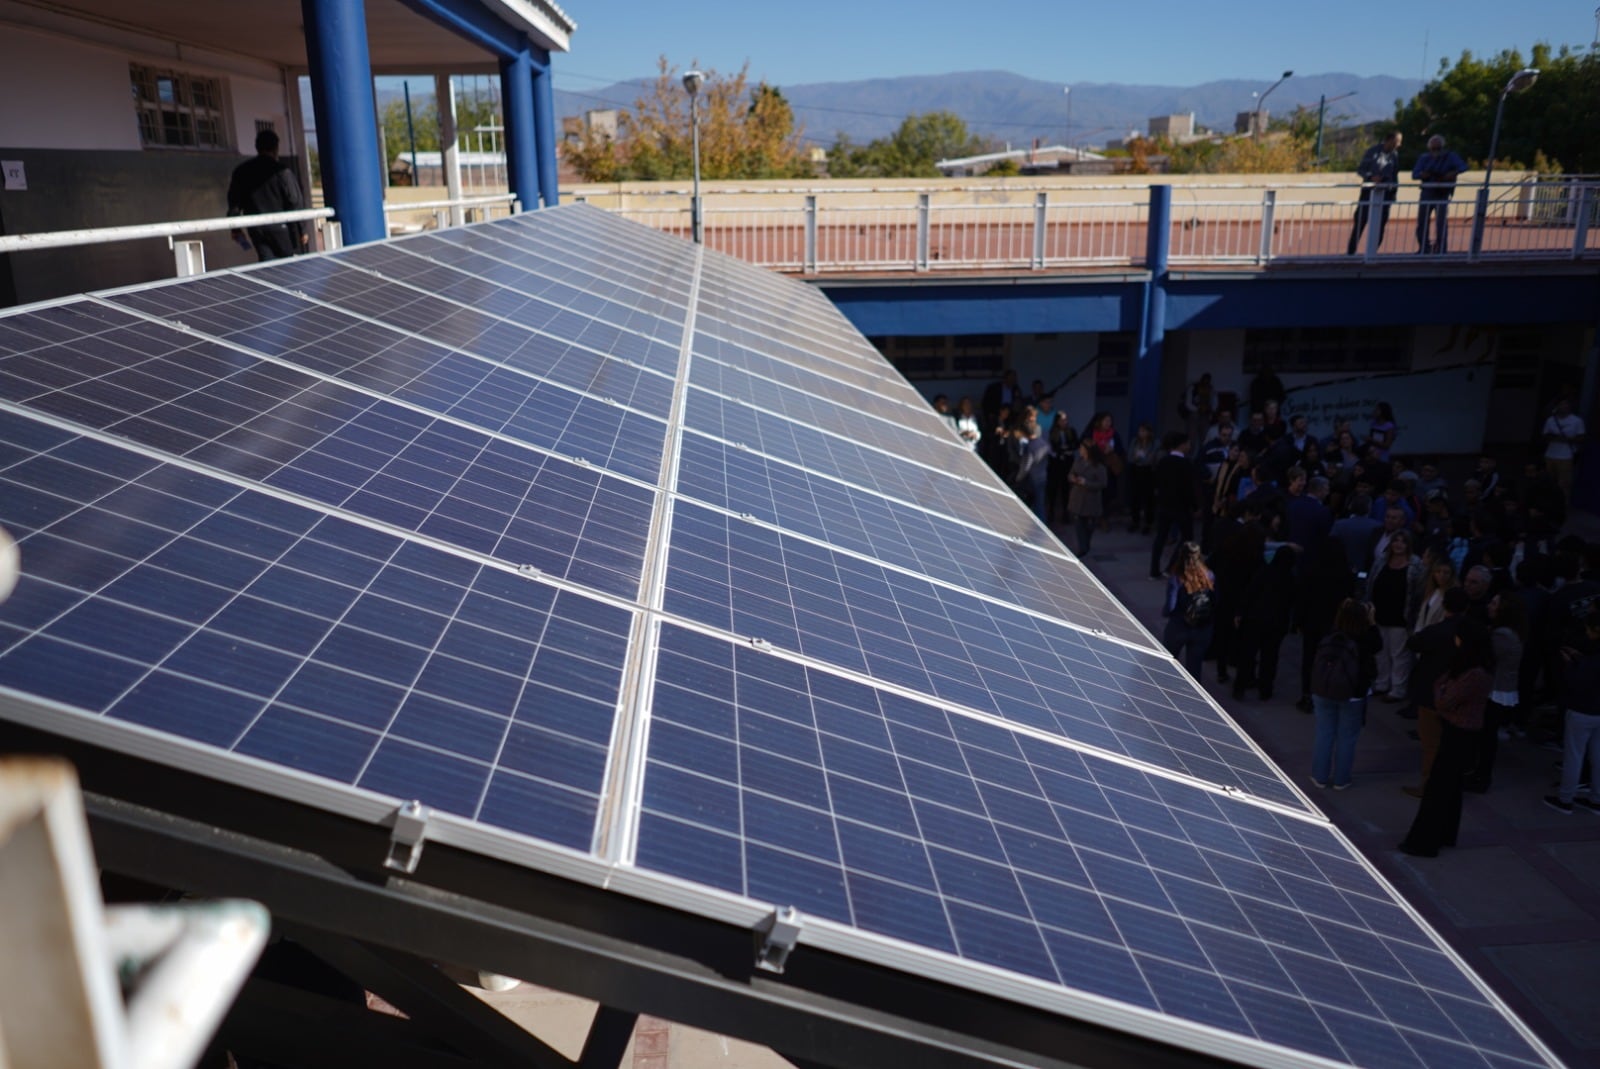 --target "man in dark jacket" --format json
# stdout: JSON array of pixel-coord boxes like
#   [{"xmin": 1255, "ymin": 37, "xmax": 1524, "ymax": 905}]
[
  {"xmin": 1547, "ymin": 610, "xmax": 1600, "ymax": 812},
  {"xmin": 1149, "ymin": 431, "xmax": 1198, "ymax": 578},
  {"xmin": 1402, "ymin": 587, "xmax": 1468, "ymax": 796},
  {"xmin": 228, "ymin": 129, "xmax": 308, "ymax": 261}
]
